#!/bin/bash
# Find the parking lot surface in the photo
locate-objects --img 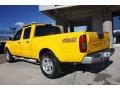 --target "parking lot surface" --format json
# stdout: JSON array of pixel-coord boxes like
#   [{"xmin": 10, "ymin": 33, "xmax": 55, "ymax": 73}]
[{"xmin": 0, "ymin": 46, "xmax": 120, "ymax": 85}]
